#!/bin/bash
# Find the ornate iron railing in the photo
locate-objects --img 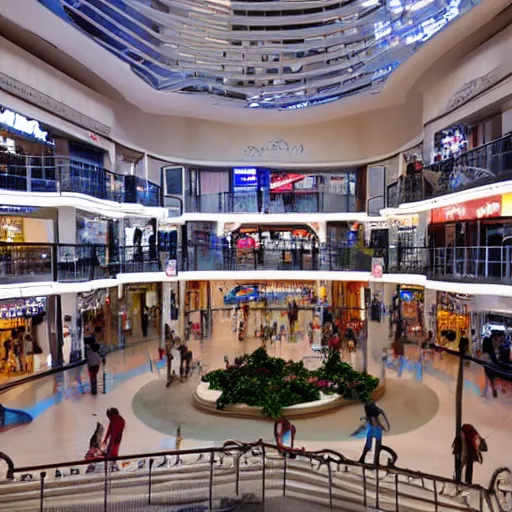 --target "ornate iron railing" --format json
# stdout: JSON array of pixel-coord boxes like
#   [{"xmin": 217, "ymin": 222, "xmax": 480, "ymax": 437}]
[
  {"xmin": 387, "ymin": 133, "xmax": 512, "ymax": 207},
  {"xmin": 1, "ymin": 440, "xmax": 510, "ymax": 511}
]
